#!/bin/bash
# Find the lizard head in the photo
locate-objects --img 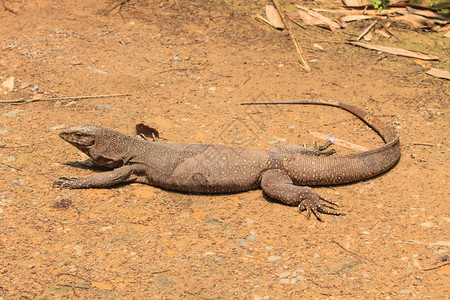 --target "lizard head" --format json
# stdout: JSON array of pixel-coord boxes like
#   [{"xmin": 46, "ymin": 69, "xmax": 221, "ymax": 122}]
[
  {"xmin": 58, "ymin": 125, "xmax": 97, "ymax": 150},
  {"xmin": 58, "ymin": 125, "xmax": 131, "ymax": 168}
]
